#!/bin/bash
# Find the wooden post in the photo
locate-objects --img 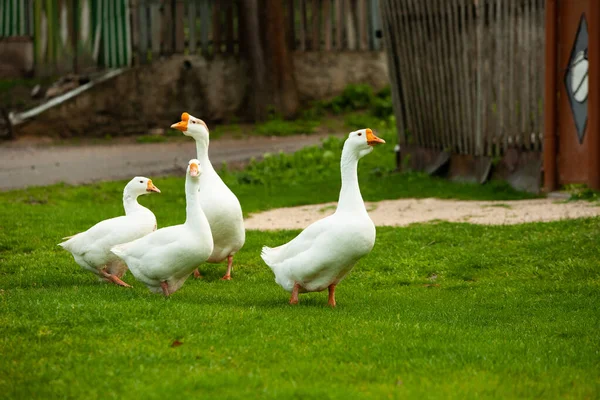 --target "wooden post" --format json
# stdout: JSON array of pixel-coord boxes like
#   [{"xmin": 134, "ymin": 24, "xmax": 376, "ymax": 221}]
[
  {"xmin": 543, "ymin": 0, "xmax": 558, "ymax": 192},
  {"xmin": 588, "ymin": 0, "xmax": 600, "ymax": 190}
]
